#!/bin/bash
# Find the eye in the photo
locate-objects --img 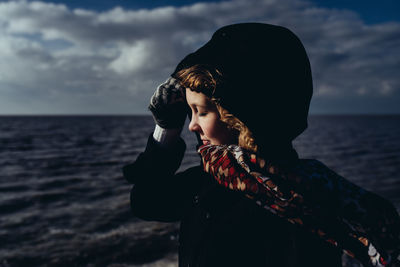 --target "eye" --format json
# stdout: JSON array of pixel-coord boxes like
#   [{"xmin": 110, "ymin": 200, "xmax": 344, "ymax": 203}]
[{"xmin": 199, "ymin": 111, "xmax": 208, "ymax": 117}]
